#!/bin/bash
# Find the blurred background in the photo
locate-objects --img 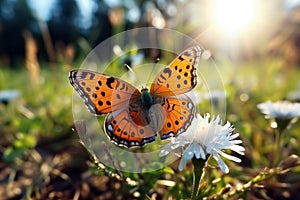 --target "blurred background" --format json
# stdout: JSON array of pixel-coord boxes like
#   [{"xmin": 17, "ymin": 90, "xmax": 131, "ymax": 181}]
[
  {"xmin": 0, "ymin": 0, "xmax": 299, "ymax": 67},
  {"xmin": 1, "ymin": 0, "xmax": 300, "ymax": 199}
]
